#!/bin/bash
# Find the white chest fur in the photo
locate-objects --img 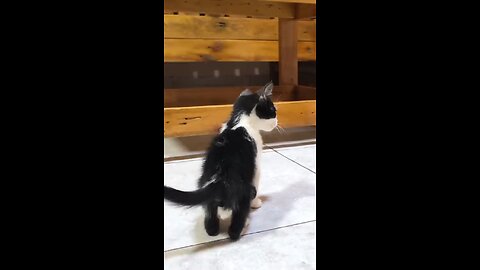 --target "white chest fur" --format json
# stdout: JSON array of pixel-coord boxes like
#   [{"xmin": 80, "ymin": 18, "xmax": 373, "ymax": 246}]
[{"xmin": 247, "ymin": 127, "xmax": 262, "ymax": 153}]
